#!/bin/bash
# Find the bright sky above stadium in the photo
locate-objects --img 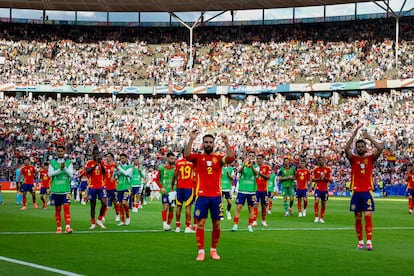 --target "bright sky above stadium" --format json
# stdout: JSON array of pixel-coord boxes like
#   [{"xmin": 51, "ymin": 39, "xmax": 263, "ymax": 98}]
[{"xmin": 0, "ymin": 0, "xmax": 412, "ymax": 22}]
